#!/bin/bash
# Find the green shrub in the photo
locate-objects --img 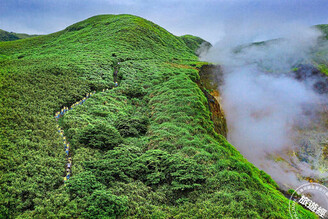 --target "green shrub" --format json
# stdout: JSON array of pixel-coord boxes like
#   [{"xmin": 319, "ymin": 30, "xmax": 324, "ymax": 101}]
[
  {"xmin": 127, "ymin": 85, "xmax": 147, "ymax": 98},
  {"xmin": 67, "ymin": 171, "xmax": 105, "ymax": 199},
  {"xmin": 82, "ymin": 190, "xmax": 128, "ymax": 218},
  {"xmin": 78, "ymin": 123, "xmax": 122, "ymax": 150},
  {"xmin": 169, "ymin": 157, "xmax": 206, "ymax": 191},
  {"xmin": 115, "ymin": 114, "xmax": 149, "ymax": 137}
]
